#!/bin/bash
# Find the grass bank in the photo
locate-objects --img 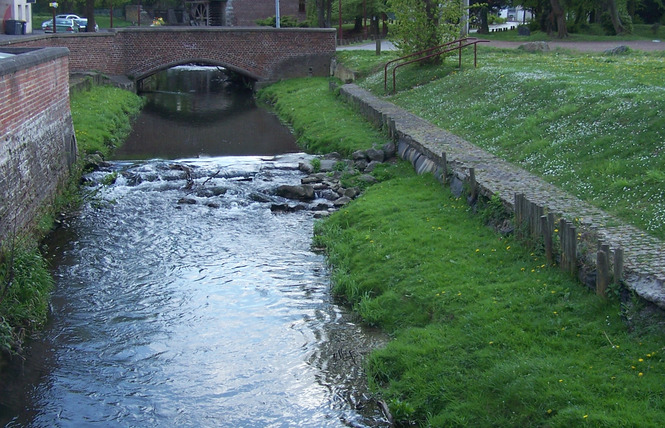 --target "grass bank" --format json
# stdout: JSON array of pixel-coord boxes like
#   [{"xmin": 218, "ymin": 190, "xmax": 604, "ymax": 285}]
[
  {"xmin": 258, "ymin": 70, "xmax": 665, "ymax": 425},
  {"xmin": 342, "ymin": 48, "xmax": 665, "ymax": 240},
  {"xmin": 257, "ymin": 77, "xmax": 390, "ymax": 156},
  {"xmin": 0, "ymin": 84, "xmax": 142, "ymax": 362}
]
